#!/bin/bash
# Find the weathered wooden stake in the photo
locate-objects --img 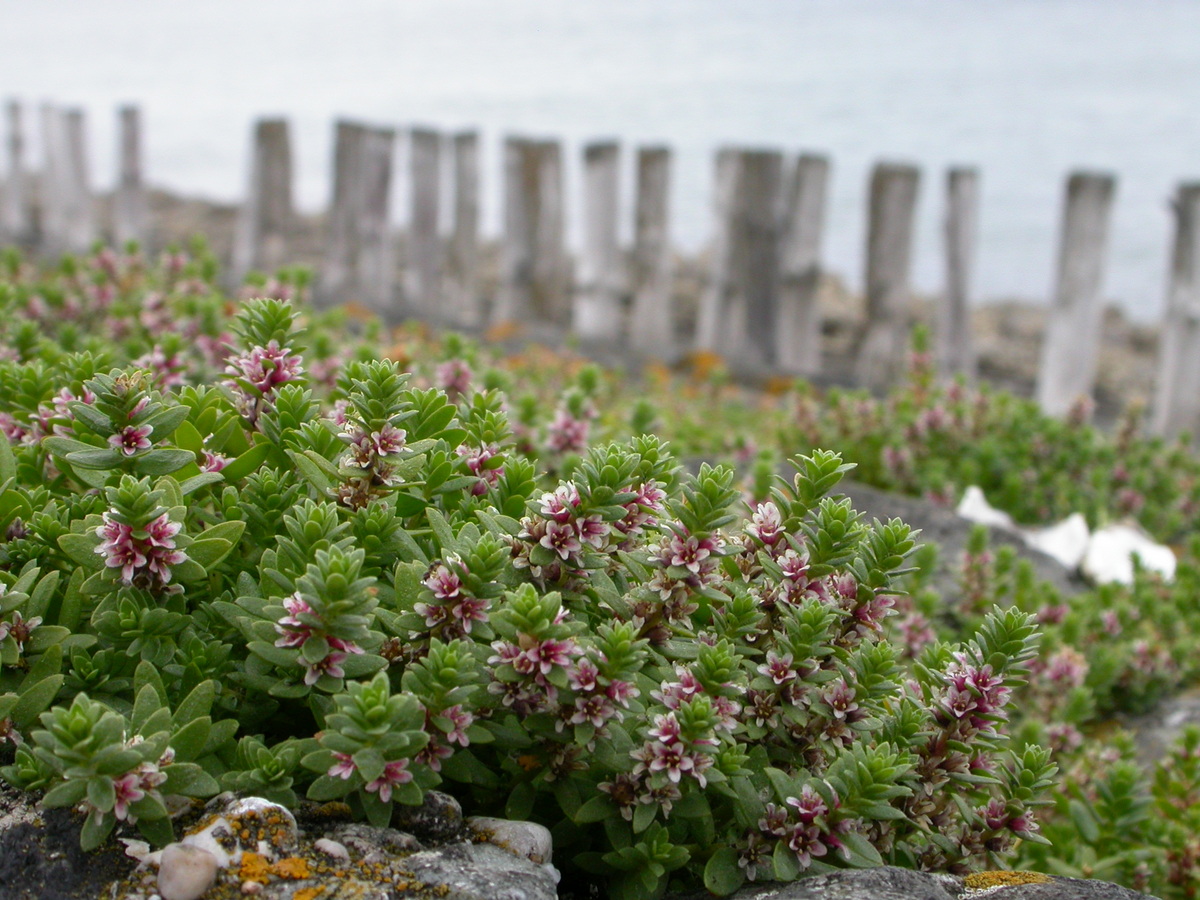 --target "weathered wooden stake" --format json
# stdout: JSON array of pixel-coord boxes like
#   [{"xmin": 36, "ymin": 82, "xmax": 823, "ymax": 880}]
[
  {"xmin": 1, "ymin": 100, "xmax": 31, "ymax": 246},
  {"xmin": 1151, "ymin": 184, "xmax": 1200, "ymax": 440},
  {"xmin": 733, "ymin": 149, "xmax": 785, "ymax": 367},
  {"xmin": 695, "ymin": 148, "xmax": 742, "ymax": 351},
  {"xmin": 407, "ymin": 127, "xmax": 442, "ymax": 318},
  {"xmin": 856, "ymin": 162, "xmax": 921, "ymax": 391},
  {"xmin": 111, "ymin": 105, "xmax": 147, "ymax": 248},
  {"xmin": 232, "ymin": 117, "xmax": 293, "ymax": 282},
  {"xmin": 320, "ymin": 120, "xmax": 396, "ymax": 316},
  {"xmin": 40, "ymin": 105, "xmax": 95, "ymax": 257},
  {"xmin": 1035, "ymin": 171, "xmax": 1116, "ymax": 416},
  {"xmin": 446, "ymin": 130, "xmax": 480, "ymax": 327},
  {"xmin": 534, "ymin": 139, "xmax": 568, "ymax": 325},
  {"xmin": 938, "ymin": 166, "xmax": 980, "ymax": 380},
  {"xmin": 776, "ymin": 153, "xmax": 830, "ymax": 374},
  {"xmin": 494, "ymin": 137, "xmax": 568, "ymax": 327},
  {"xmin": 574, "ymin": 140, "xmax": 622, "ymax": 341},
  {"xmin": 629, "ymin": 146, "xmax": 674, "ymax": 357}
]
